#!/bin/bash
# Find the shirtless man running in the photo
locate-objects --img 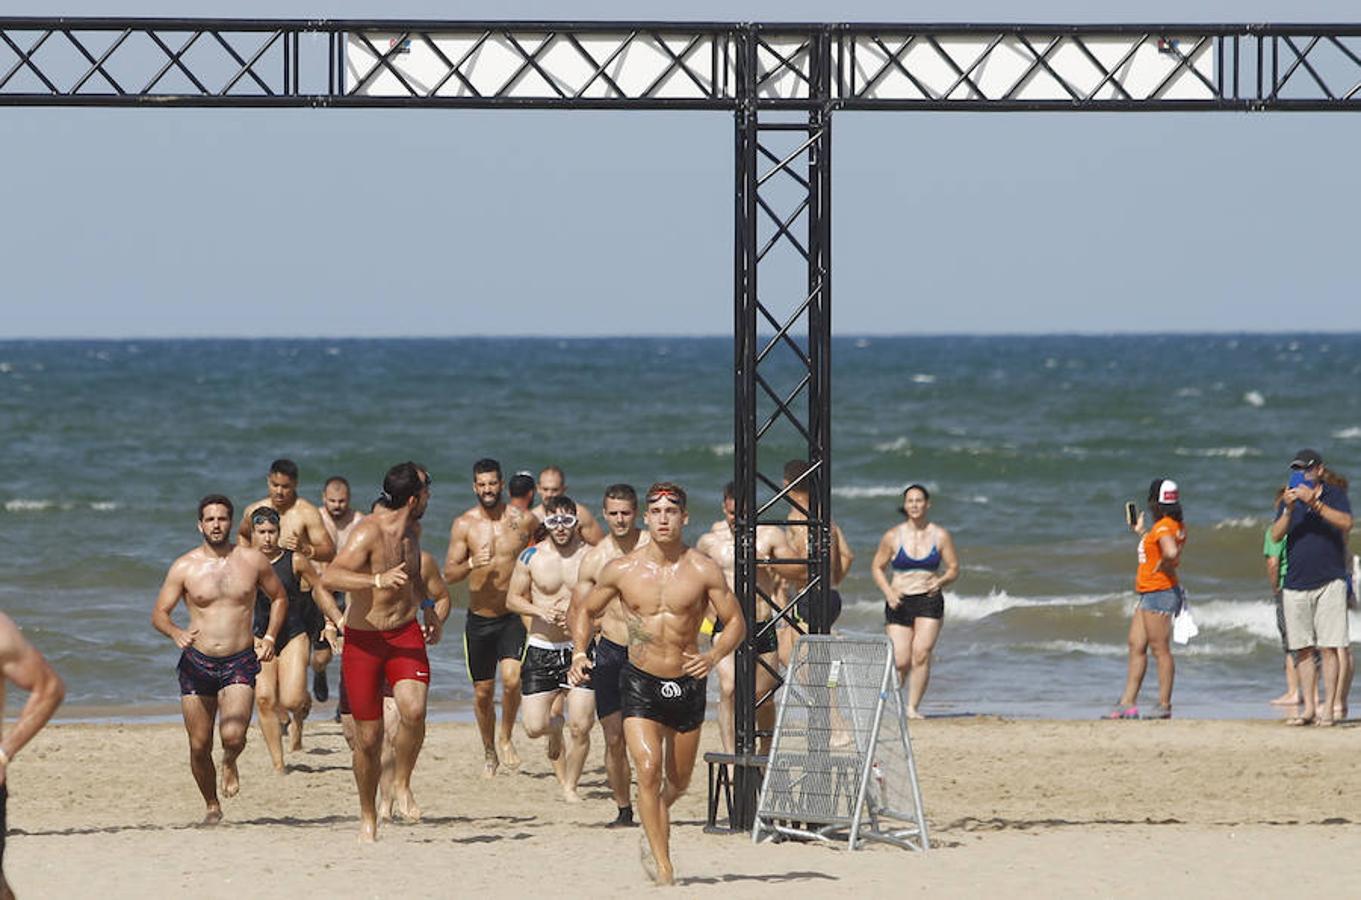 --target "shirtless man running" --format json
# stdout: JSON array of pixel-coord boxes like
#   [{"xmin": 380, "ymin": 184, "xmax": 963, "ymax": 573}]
[
  {"xmin": 313, "ymin": 475, "xmax": 364, "ymax": 705},
  {"xmin": 568, "ymin": 483, "xmax": 647, "ymax": 827},
  {"xmin": 697, "ymin": 481, "xmax": 799, "ymax": 754},
  {"xmin": 569, "ymin": 483, "xmax": 745, "ymax": 886},
  {"xmin": 152, "ymin": 494, "xmax": 287, "ymax": 825},
  {"xmin": 445, "ymin": 458, "xmax": 538, "ymax": 776},
  {"xmin": 0, "ymin": 612, "xmax": 65, "ymax": 900},
  {"xmin": 534, "ymin": 466, "xmax": 605, "ymax": 545},
  {"xmin": 322, "ymin": 462, "xmax": 434, "ymax": 842},
  {"xmin": 506, "ymin": 495, "xmax": 592, "ymax": 800},
  {"xmin": 238, "ymin": 458, "xmax": 336, "ymax": 564}
]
